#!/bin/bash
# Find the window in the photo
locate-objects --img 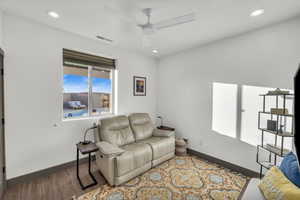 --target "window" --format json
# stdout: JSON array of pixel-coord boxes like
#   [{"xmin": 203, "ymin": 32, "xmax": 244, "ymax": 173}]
[
  {"xmin": 63, "ymin": 66, "xmax": 89, "ymax": 118},
  {"xmin": 63, "ymin": 49, "xmax": 115, "ymax": 119},
  {"xmin": 240, "ymin": 85, "xmax": 293, "ymax": 149},
  {"xmin": 91, "ymin": 67, "xmax": 112, "ymax": 116},
  {"xmin": 212, "ymin": 82, "xmax": 238, "ymax": 138}
]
